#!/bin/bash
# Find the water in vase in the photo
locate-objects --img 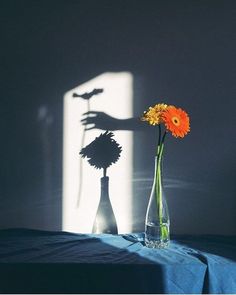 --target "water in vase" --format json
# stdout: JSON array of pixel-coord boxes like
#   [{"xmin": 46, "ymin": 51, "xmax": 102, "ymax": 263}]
[{"xmin": 145, "ymin": 222, "xmax": 170, "ymax": 249}]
